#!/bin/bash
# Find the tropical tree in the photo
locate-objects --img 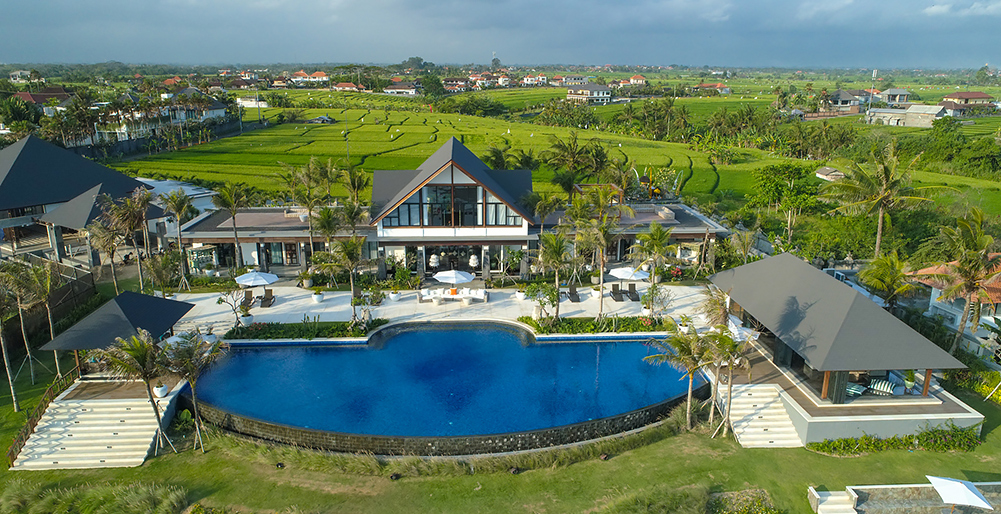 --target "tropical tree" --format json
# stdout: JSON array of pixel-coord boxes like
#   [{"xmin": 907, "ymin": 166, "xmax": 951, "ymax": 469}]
[
  {"xmin": 821, "ymin": 141, "xmax": 936, "ymax": 257},
  {"xmin": 533, "ymin": 193, "xmax": 563, "ymax": 234},
  {"xmin": 319, "ymin": 236, "xmax": 368, "ymax": 322},
  {"xmin": 629, "ymin": 221, "xmax": 676, "ymax": 280},
  {"xmin": 101, "ymin": 191, "xmax": 149, "ymax": 292},
  {"xmin": 922, "ymin": 207, "xmax": 1001, "ymax": 354},
  {"xmin": 23, "ymin": 262, "xmax": 64, "ymax": 375},
  {"xmin": 857, "ymin": 251, "xmax": 919, "ymax": 312},
  {"xmin": 160, "ymin": 189, "xmax": 193, "ymax": 290},
  {"xmin": 550, "ymin": 168, "xmax": 580, "ymax": 200},
  {"xmin": 535, "ymin": 232, "xmax": 573, "ymax": 320},
  {"xmin": 729, "ymin": 230, "xmax": 756, "ymax": 265},
  {"xmin": 338, "ymin": 165, "xmax": 371, "ymax": 204},
  {"xmin": 0, "ymin": 290, "xmax": 21, "ymax": 412},
  {"xmin": 164, "ymin": 332, "xmax": 224, "ymax": 452},
  {"xmin": 644, "ymin": 319, "xmax": 708, "ymax": 430},
  {"xmin": 706, "ymin": 328, "xmax": 749, "ymax": 438},
  {"xmin": 339, "ymin": 200, "xmax": 369, "ymax": 235},
  {"xmin": 144, "ymin": 252, "xmax": 180, "ymax": 298},
  {"xmin": 698, "ymin": 285, "xmax": 731, "ymax": 327},
  {"xmin": 312, "ymin": 206, "xmax": 342, "ymax": 249},
  {"xmin": 96, "ymin": 331, "xmax": 176, "ymax": 454},
  {"xmin": 87, "ymin": 220, "xmax": 124, "ymax": 295},
  {"xmin": 0, "ymin": 261, "xmax": 45, "ymax": 384},
  {"xmin": 212, "ymin": 182, "xmax": 253, "ymax": 267},
  {"xmin": 545, "ymin": 132, "xmax": 590, "ymax": 183},
  {"xmin": 574, "ymin": 216, "xmax": 617, "ymax": 319}
]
